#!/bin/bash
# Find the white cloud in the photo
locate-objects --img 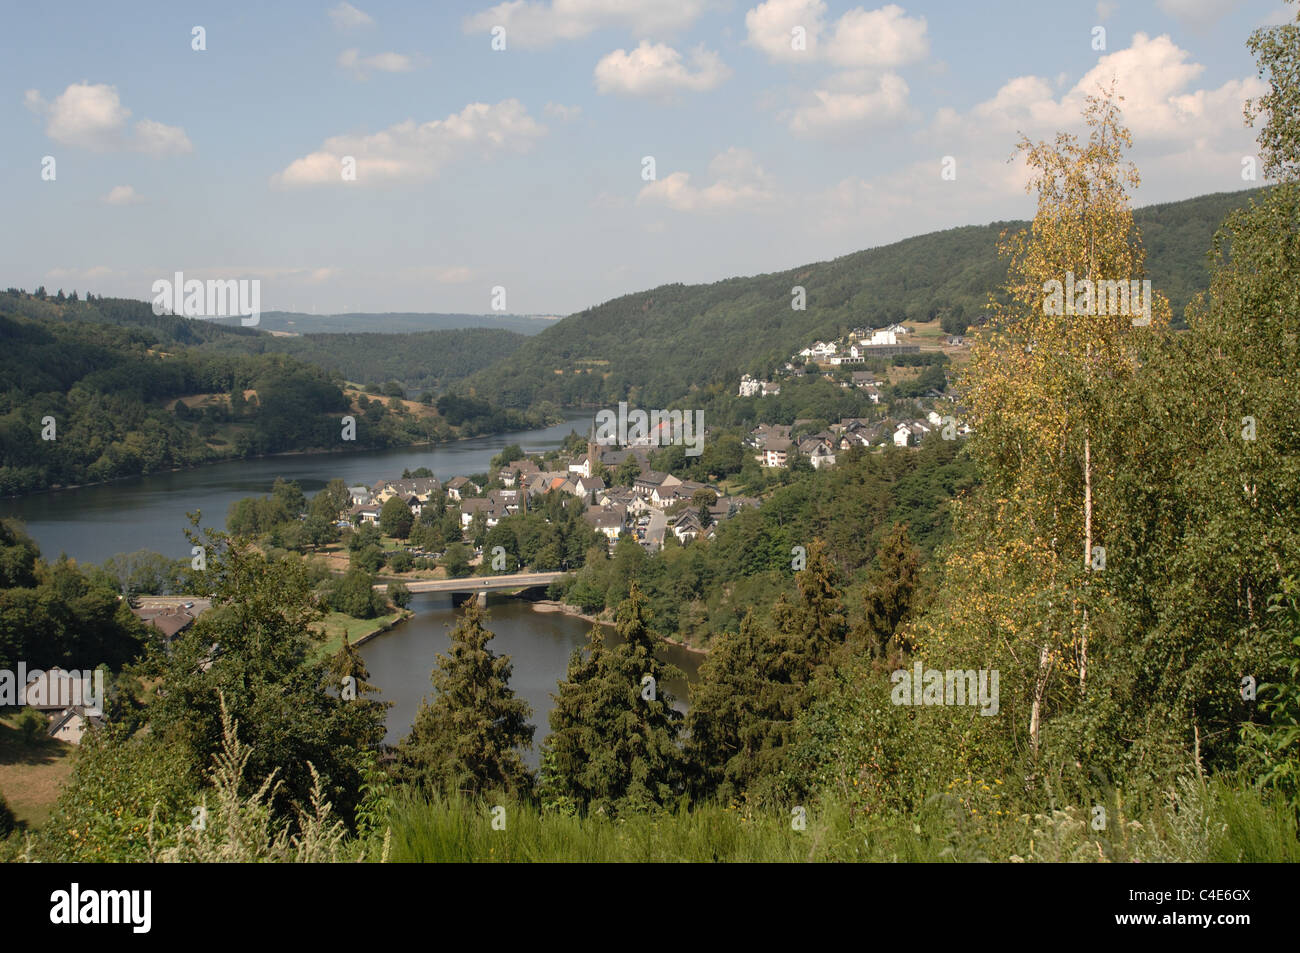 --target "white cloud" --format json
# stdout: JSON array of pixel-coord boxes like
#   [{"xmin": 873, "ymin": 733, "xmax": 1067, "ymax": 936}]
[
  {"xmin": 929, "ymin": 33, "xmax": 1264, "ymax": 146},
  {"xmin": 273, "ymin": 99, "xmax": 546, "ymax": 187},
  {"xmin": 790, "ymin": 71, "xmax": 911, "ymax": 135},
  {"xmin": 745, "ymin": 0, "xmax": 827, "ymax": 62},
  {"xmin": 102, "ymin": 185, "xmax": 143, "ymax": 205},
  {"xmin": 544, "ymin": 101, "xmax": 583, "ymax": 120},
  {"xmin": 1096, "ymin": 1, "xmax": 1119, "ymax": 19},
  {"xmin": 594, "ymin": 42, "xmax": 730, "ymax": 97},
  {"xmin": 745, "ymin": 1, "xmax": 927, "ymax": 66},
  {"xmin": 338, "ymin": 48, "xmax": 421, "ymax": 78},
  {"xmin": 463, "ymin": 0, "xmax": 709, "ymax": 48},
  {"xmin": 25, "ymin": 83, "xmax": 192, "ymax": 155},
  {"xmin": 330, "ymin": 2, "xmax": 374, "ymax": 30},
  {"xmin": 636, "ymin": 147, "xmax": 774, "ymax": 211},
  {"xmin": 918, "ymin": 31, "xmax": 1266, "ymax": 210},
  {"xmin": 823, "ymin": 5, "xmax": 928, "ymax": 67}
]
